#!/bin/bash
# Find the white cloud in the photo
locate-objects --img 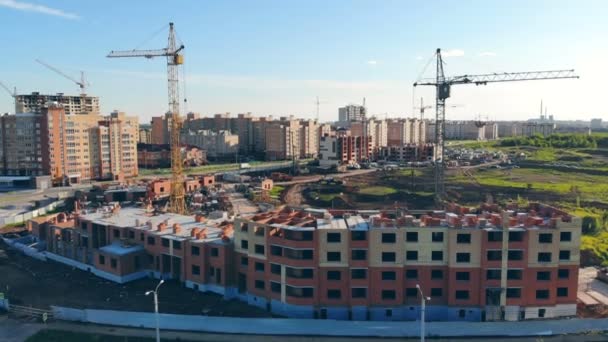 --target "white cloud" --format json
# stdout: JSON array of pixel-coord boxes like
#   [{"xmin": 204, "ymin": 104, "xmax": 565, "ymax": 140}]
[
  {"xmin": 0, "ymin": 0, "xmax": 79, "ymax": 19},
  {"xmin": 442, "ymin": 49, "xmax": 465, "ymax": 57},
  {"xmin": 478, "ymin": 51, "xmax": 497, "ymax": 57},
  {"xmin": 367, "ymin": 60, "xmax": 378, "ymax": 65}
]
